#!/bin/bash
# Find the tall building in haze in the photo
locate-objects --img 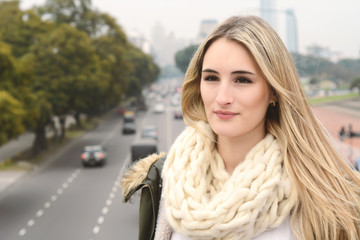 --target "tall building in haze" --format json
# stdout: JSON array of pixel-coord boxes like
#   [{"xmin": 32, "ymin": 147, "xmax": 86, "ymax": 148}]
[
  {"xmin": 260, "ymin": 0, "xmax": 277, "ymax": 32},
  {"xmin": 194, "ymin": 19, "xmax": 218, "ymax": 44},
  {"xmin": 286, "ymin": 9, "xmax": 299, "ymax": 53}
]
